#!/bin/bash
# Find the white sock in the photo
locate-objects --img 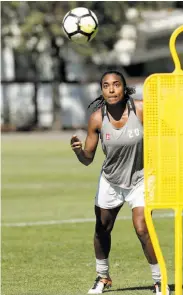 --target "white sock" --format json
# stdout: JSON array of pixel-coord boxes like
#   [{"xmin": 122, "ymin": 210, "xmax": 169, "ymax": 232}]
[
  {"xmin": 96, "ymin": 258, "xmax": 109, "ymax": 278},
  {"xmin": 149, "ymin": 263, "xmax": 161, "ymax": 283}
]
